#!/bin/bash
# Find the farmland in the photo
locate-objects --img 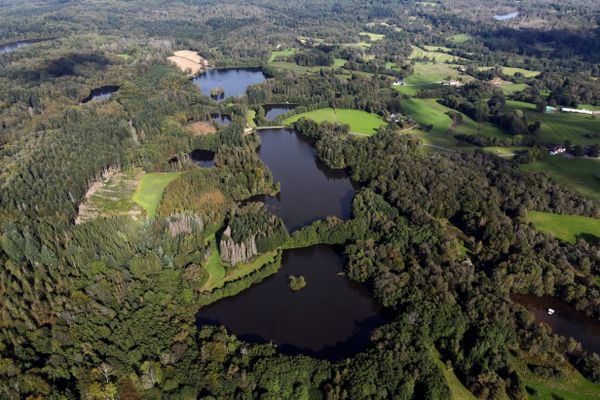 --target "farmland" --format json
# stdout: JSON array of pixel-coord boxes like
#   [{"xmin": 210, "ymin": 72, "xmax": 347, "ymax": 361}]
[
  {"xmin": 409, "ymin": 45, "xmax": 467, "ymax": 63},
  {"xmin": 269, "ymin": 47, "xmax": 297, "ymax": 62},
  {"xmin": 284, "ymin": 108, "xmax": 386, "ymax": 135}
]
